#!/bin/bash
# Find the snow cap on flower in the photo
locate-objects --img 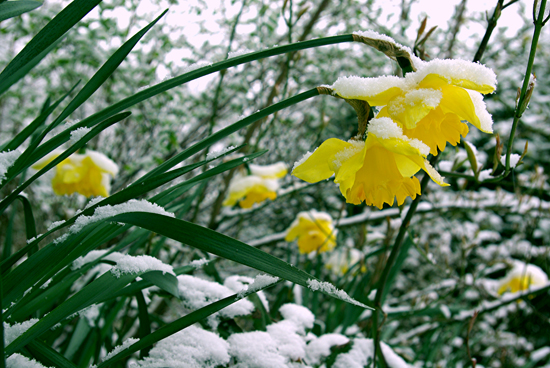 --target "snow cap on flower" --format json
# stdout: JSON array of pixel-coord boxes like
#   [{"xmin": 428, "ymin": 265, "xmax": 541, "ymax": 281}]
[
  {"xmin": 285, "ymin": 210, "xmax": 337, "ymax": 254},
  {"xmin": 223, "ymin": 162, "xmax": 287, "ymax": 209},
  {"xmin": 497, "ymin": 262, "xmax": 549, "ymax": 295},
  {"xmin": 292, "ymin": 117, "xmax": 447, "ymax": 209},
  {"xmin": 32, "ymin": 149, "xmax": 119, "ymax": 197},
  {"xmin": 332, "ymin": 59, "xmax": 496, "ymax": 155}
]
